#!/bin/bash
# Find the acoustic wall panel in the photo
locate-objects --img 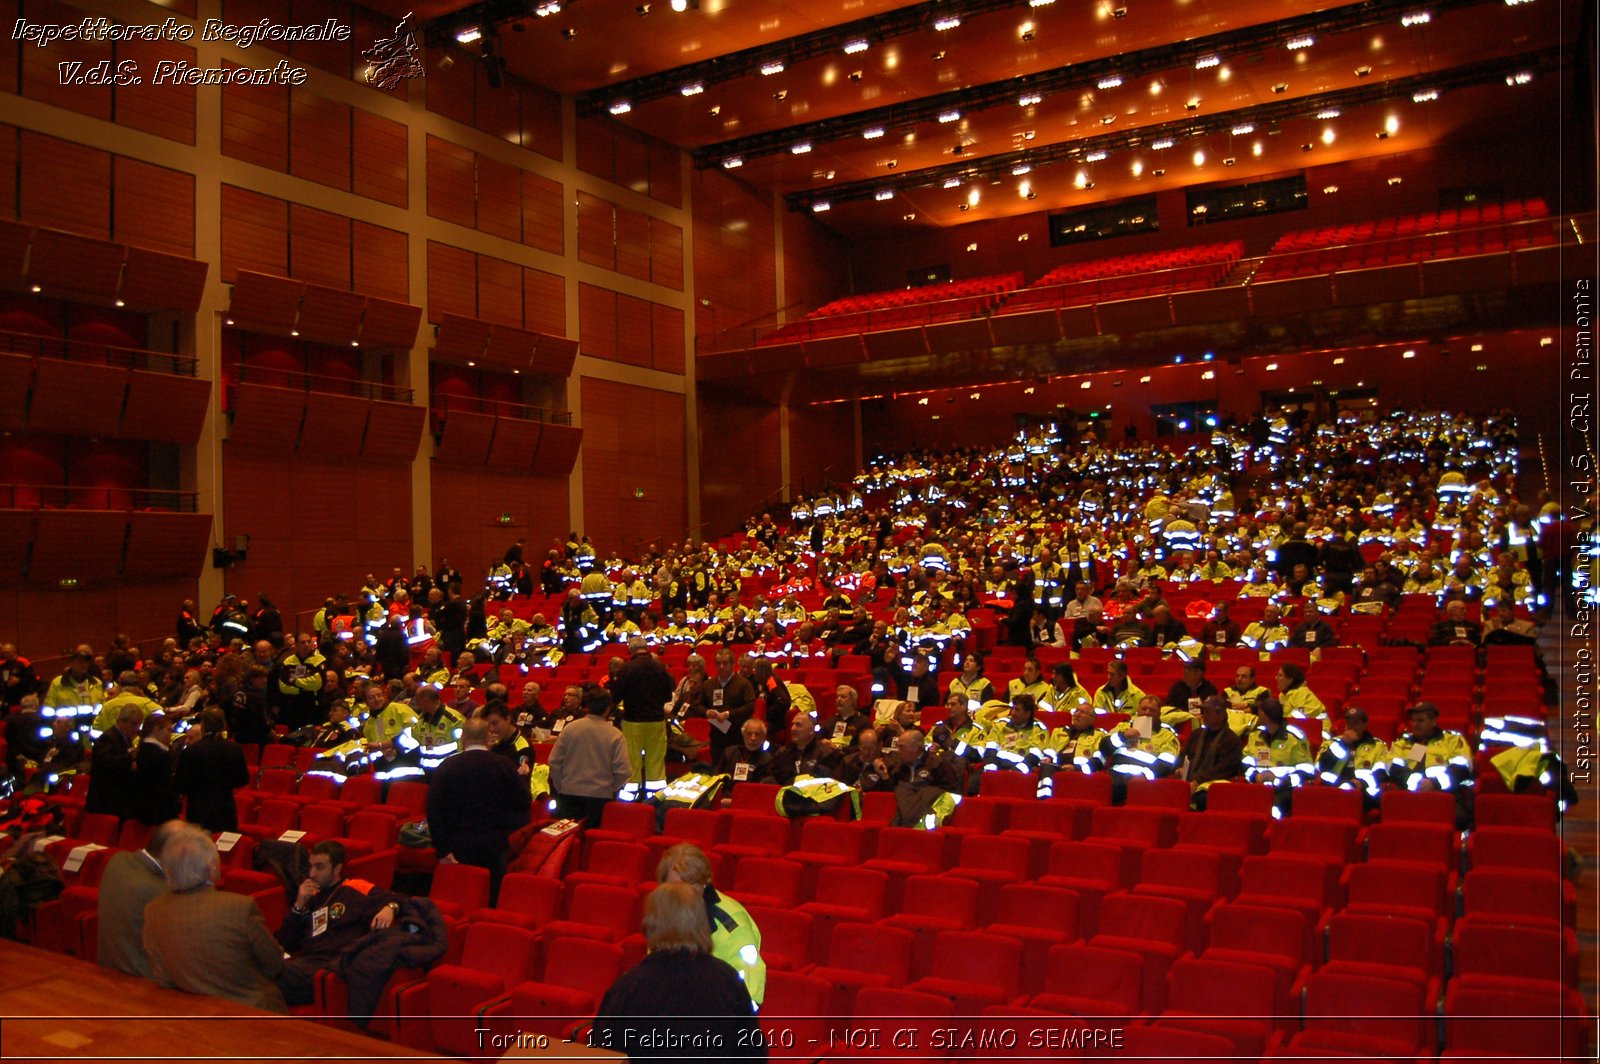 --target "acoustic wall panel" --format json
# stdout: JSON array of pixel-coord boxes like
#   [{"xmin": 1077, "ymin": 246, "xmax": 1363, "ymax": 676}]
[
  {"xmin": 476, "ymin": 156, "xmax": 522, "ymax": 243},
  {"xmin": 476, "ymin": 254, "xmax": 523, "ymax": 328},
  {"xmin": 20, "ymin": 132, "xmax": 110, "ymax": 240},
  {"xmin": 434, "ymin": 409, "xmax": 496, "ymax": 466},
  {"xmin": 351, "ymin": 109, "xmax": 408, "ymax": 208},
  {"xmin": 29, "ymin": 360, "xmax": 126, "ymax": 436},
  {"xmin": 523, "ymin": 268, "xmax": 565, "ymax": 339},
  {"xmin": 229, "ymin": 382, "xmax": 306, "ymax": 449},
  {"xmin": 124, "ymin": 512, "xmax": 212, "ymax": 580},
  {"xmin": 360, "ymin": 298, "xmax": 422, "ymax": 349},
  {"xmin": 352, "ymin": 223, "xmax": 409, "ymax": 304},
  {"xmin": 531, "ymin": 423, "xmax": 582, "ymax": 476},
  {"xmin": 221, "ymin": 186, "xmax": 289, "ymax": 283},
  {"xmin": 220, "ymin": 68, "xmax": 289, "ymax": 172},
  {"xmin": 426, "ymin": 136, "xmax": 476, "ymax": 229},
  {"xmin": 122, "ymin": 371, "xmax": 211, "ymax": 444},
  {"xmin": 0, "ymin": 513, "xmax": 37, "ymax": 588},
  {"xmin": 301, "ymin": 392, "xmax": 370, "ymax": 455},
  {"xmin": 28, "ymin": 231, "xmax": 122, "ymax": 300},
  {"xmin": 0, "ymin": 353, "xmax": 33, "ymax": 431},
  {"xmin": 427, "ymin": 242, "xmax": 476, "ymax": 323},
  {"xmin": 119, "ymin": 248, "xmax": 209, "ymax": 314},
  {"xmin": 521, "ymin": 172, "xmax": 563, "ymax": 255},
  {"xmin": 113, "ymin": 159, "xmax": 195, "ymax": 258},
  {"xmin": 289, "ymin": 204, "xmax": 352, "ymax": 291},
  {"xmin": 360, "ymin": 401, "xmax": 426, "ymax": 463},
  {"xmin": 486, "ymin": 417, "xmax": 541, "ymax": 474},
  {"xmin": 31, "ymin": 512, "xmax": 127, "ymax": 585}
]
